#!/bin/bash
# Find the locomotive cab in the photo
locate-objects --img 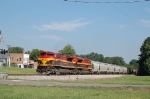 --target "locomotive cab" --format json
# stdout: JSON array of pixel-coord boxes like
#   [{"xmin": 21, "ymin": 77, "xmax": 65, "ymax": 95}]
[{"xmin": 38, "ymin": 51, "xmax": 56, "ymax": 66}]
